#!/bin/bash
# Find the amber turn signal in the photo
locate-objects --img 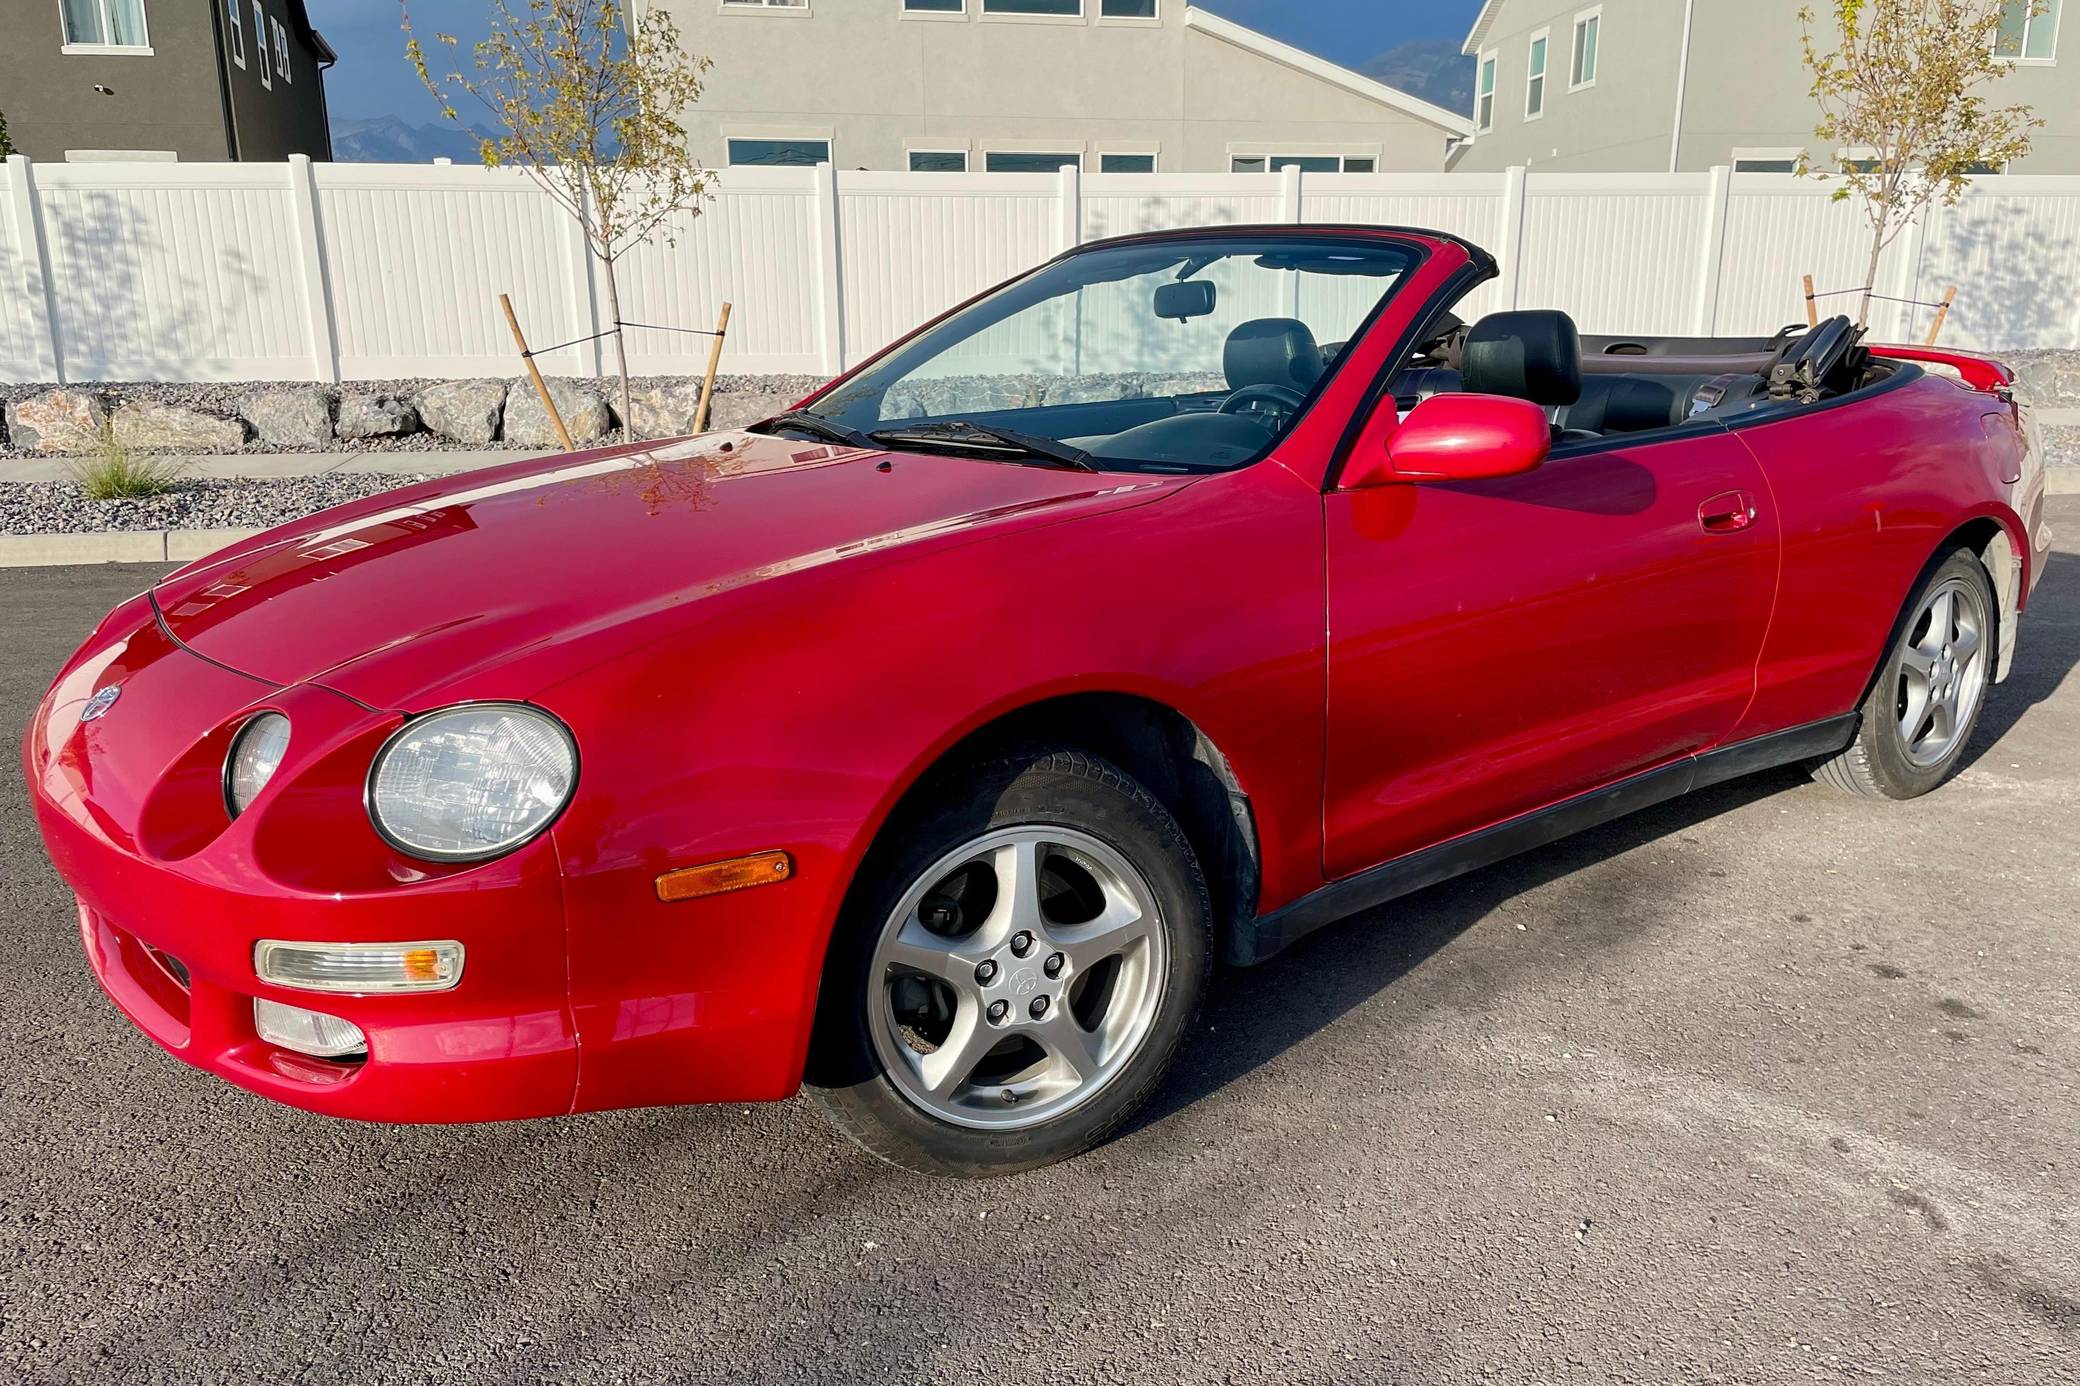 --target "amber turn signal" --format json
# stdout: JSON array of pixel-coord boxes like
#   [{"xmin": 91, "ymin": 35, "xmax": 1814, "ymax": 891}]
[{"xmin": 656, "ymin": 850, "xmax": 793, "ymax": 903}]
